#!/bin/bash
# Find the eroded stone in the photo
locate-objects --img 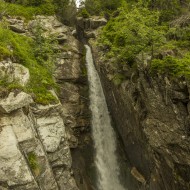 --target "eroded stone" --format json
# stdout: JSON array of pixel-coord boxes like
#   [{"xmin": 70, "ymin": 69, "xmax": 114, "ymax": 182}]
[{"xmin": 0, "ymin": 92, "xmax": 33, "ymax": 113}]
